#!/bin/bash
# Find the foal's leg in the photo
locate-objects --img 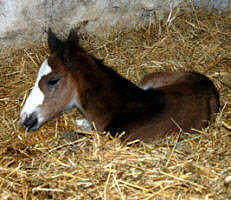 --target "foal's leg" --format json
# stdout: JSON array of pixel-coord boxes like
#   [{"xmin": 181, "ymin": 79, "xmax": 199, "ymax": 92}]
[{"xmin": 140, "ymin": 72, "xmax": 190, "ymax": 89}]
